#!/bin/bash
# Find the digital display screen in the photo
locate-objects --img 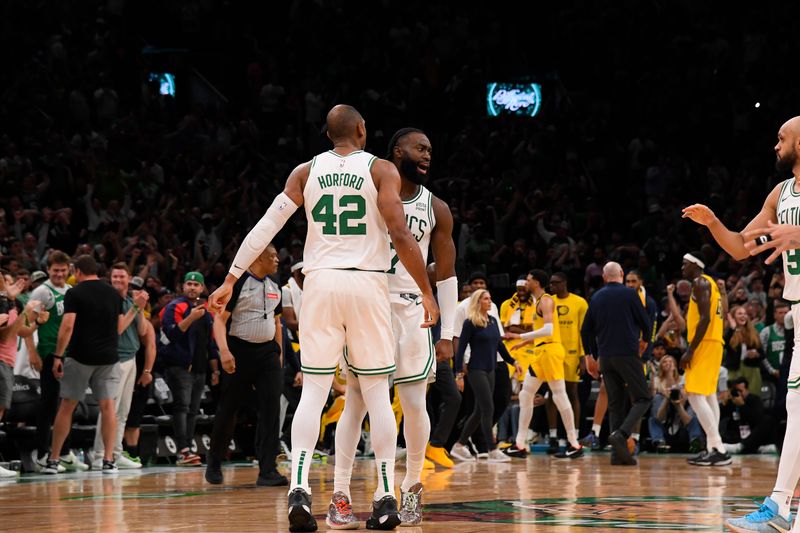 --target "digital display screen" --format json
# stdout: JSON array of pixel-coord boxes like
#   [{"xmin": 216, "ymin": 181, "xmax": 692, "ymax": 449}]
[
  {"xmin": 486, "ymin": 82, "xmax": 542, "ymax": 117},
  {"xmin": 148, "ymin": 72, "xmax": 176, "ymax": 97}
]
